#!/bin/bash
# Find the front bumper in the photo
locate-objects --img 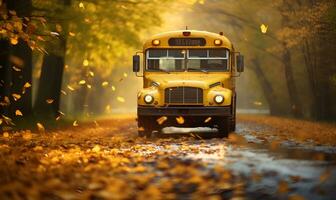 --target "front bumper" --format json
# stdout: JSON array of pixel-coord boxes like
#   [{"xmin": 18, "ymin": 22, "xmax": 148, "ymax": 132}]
[{"xmin": 137, "ymin": 106, "xmax": 231, "ymax": 117}]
